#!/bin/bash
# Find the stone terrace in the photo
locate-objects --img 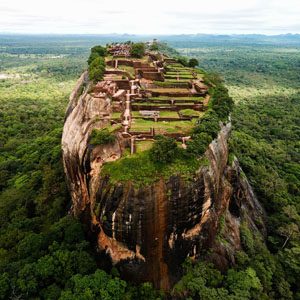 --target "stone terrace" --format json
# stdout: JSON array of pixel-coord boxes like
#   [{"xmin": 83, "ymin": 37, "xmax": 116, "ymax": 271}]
[{"xmin": 90, "ymin": 43, "xmax": 210, "ymax": 154}]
